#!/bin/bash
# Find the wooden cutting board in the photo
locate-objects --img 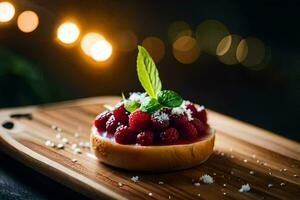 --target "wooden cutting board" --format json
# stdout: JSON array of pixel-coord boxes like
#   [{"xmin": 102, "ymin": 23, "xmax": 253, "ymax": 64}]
[{"xmin": 0, "ymin": 96, "xmax": 299, "ymax": 200}]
